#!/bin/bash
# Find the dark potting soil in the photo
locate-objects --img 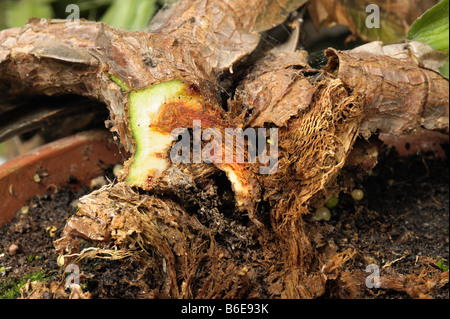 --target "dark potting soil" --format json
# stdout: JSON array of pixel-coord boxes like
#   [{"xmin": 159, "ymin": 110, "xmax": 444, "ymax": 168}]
[
  {"xmin": 0, "ymin": 182, "xmax": 90, "ymax": 298},
  {"xmin": 316, "ymin": 144, "xmax": 449, "ymax": 299},
  {"xmin": 0, "ymin": 146, "xmax": 448, "ymax": 299},
  {"xmin": 0, "ymin": 165, "xmax": 117, "ymax": 299}
]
